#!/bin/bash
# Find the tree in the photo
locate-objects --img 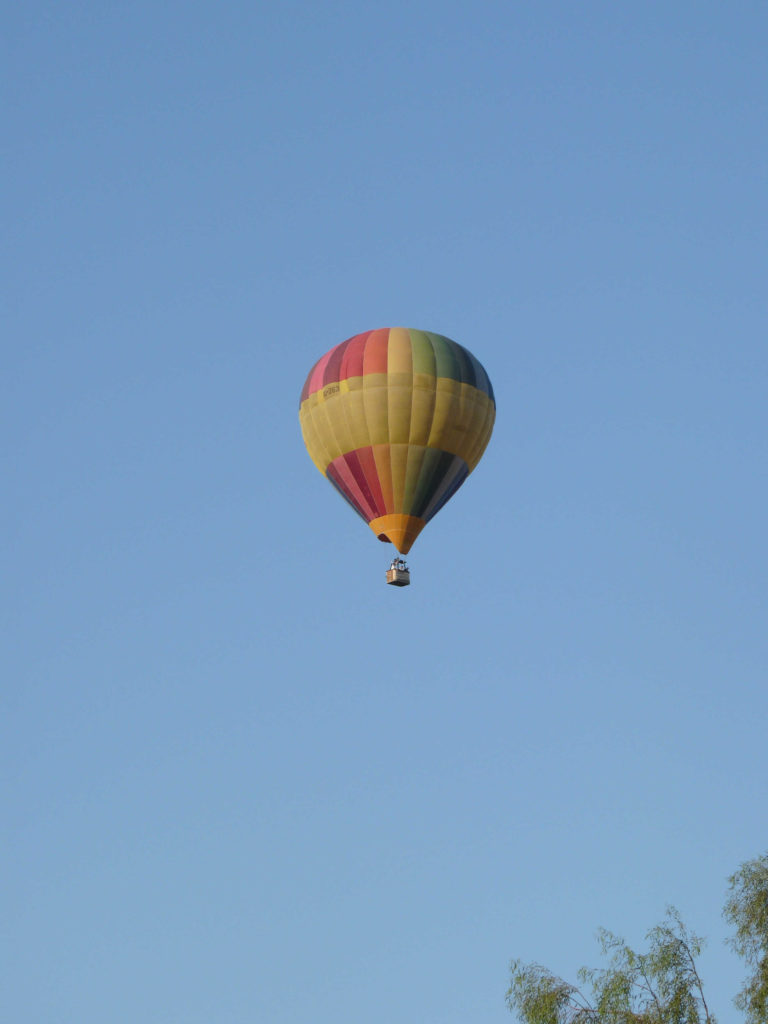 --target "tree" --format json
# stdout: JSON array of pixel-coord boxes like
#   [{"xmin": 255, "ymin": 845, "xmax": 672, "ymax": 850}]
[
  {"xmin": 507, "ymin": 852, "xmax": 768, "ymax": 1023},
  {"xmin": 723, "ymin": 852, "xmax": 768, "ymax": 1024},
  {"xmin": 507, "ymin": 906, "xmax": 714, "ymax": 1024}
]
